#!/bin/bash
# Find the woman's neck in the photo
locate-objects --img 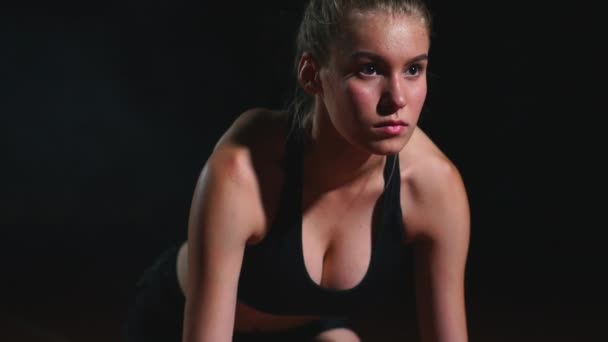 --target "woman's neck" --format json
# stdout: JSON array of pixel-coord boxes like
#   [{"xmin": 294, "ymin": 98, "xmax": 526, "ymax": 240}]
[{"xmin": 302, "ymin": 107, "xmax": 385, "ymax": 195}]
